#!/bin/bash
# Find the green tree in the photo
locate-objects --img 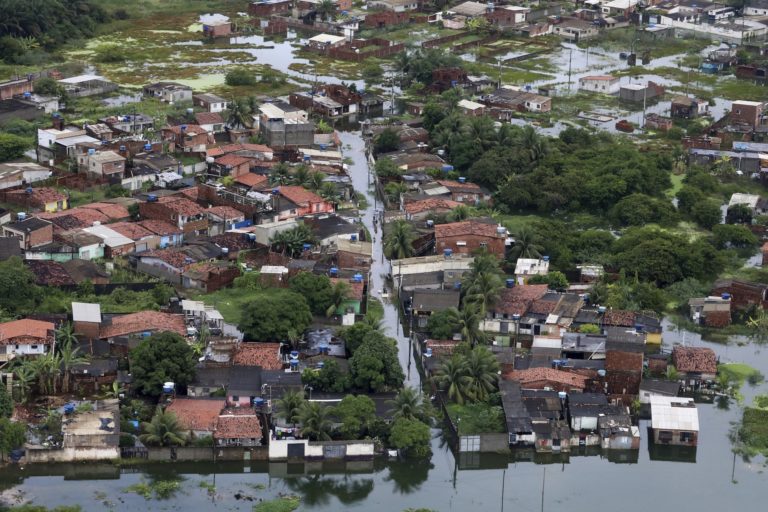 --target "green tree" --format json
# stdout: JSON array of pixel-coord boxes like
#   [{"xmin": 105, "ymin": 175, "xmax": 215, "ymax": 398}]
[
  {"xmin": 690, "ymin": 198, "xmax": 723, "ymax": 230},
  {"xmin": 349, "ymin": 332, "xmax": 404, "ymax": 391},
  {"xmin": 225, "ymin": 68, "xmax": 256, "ymax": 86},
  {"xmin": 299, "ymin": 401, "xmax": 334, "ymax": 441},
  {"xmin": 129, "ymin": 332, "xmax": 196, "ymax": 397},
  {"xmin": 289, "ymin": 272, "xmax": 333, "ymax": 315},
  {"xmin": 0, "ymin": 384, "xmax": 12, "ymax": 418},
  {"xmin": 462, "ymin": 270, "xmax": 503, "ymax": 315},
  {"xmin": 434, "ymin": 355, "xmax": 470, "ymax": 404},
  {"xmin": 507, "ymin": 227, "xmax": 544, "ymax": 262},
  {"xmin": 56, "ymin": 324, "xmax": 88, "ymax": 394},
  {"xmin": 463, "ymin": 347, "xmax": 499, "ymax": 402},
  {"xmin": 139, "ymin": 407, "xmax": 187, "ymax": 447},
  {"xmin": 0, "ymin": 257, "xmax": 39, "ymax": 315},
  {"xmin": 712, "ymin": 224, "xmax": 758, "ymax": 249},
  {"xmin": 0, "ymin": 418, "xmax": 26, "ymax": 460},
  {"xmin": 225, "ymin": 98, "xmax": 252, "ymax": 128},
  {"xmin": 276, "ymin": 389, "xmax": 306, "ymax": 427},
  {"xmin": 726, "ymin": 203, "xmax": 753, "ymax": 225},
  {"xmin": 676, "ymin": 185, "xmax": 705, "ymax": 215},
  {"xmin": 335, "ymin": 394, "xmax": 375, "ymax": 439},
  {"xmin": 448, "ymin": 204, "xmax": 471, "ymax": 222},
  {"xmin": 384, "ymin": 181, "xmax": 408, "ymax": 207},
  {"xmin": 579, "ymin": 324, "xmax": 601, "ymax": 334},
  {"xmin": 316, "ymin": 0, "xmax": 337, "ymax": 21},
  {"xmin": 426, "ymin": 309, "xmax": 459, "ymax": 339},
  {"xmin": 302, "ymin": 359, "xmax": 350, "ymax": 393},
  {"xmin": 340, "ymin": 322, "xmax": 376, "ymax": 355},
  {"xmin": 374, "ymin": 128, "xmax": 400, "ymax": 154},
  {"xmin": 326, "ymin": 280, "xmax": 352, "ymax": 317},
  {"xmin": 239, "ymin": 290, "xmax": 312, "ymax": 341},
  {"xmin": 389, "ymin": 417, "xmax": 431, "ymax": 458},
  {"xmin": 384, "ymin": 220, "xmax": 416, "ymax": 259},
  {"xmin": 374, "ymin": 157, "xmax": 402, "ymax": 178},
  {"xmin": 388, "ymin": 387, "xmax": 428, "ymax": 422},
  {"xmin": 269, "ymin": 223, "xmax": 315, "ymax": 257},
  {"xmin": 528, "ymin": 271, "xmax": 569, "ymax": 292},
  {"xmin": 610, "ymin": 194, "xmax": 678, "ymax": 226},
  {"xmin": 361, "ymin": 62, "xmax": 383, "ymax": 86}
]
